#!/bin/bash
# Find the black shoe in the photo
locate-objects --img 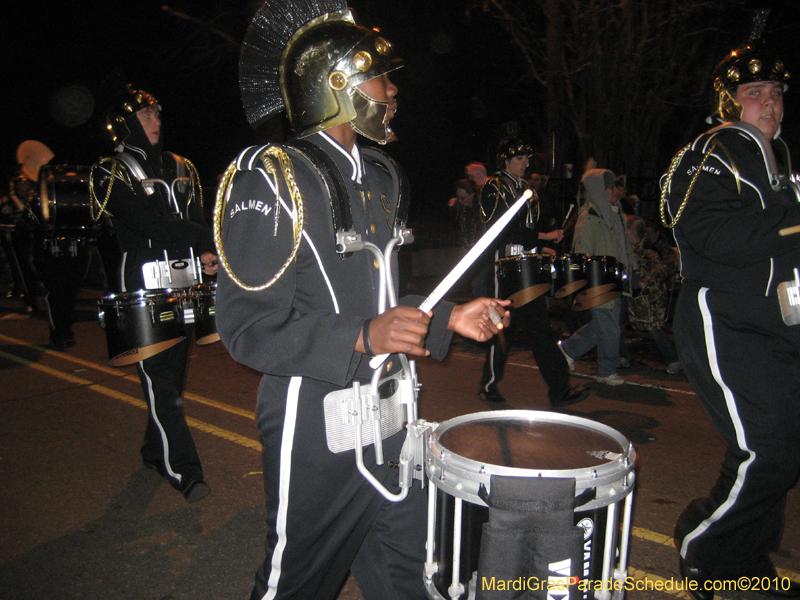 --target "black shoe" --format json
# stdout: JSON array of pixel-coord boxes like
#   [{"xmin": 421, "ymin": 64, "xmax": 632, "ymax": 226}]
[
  {"xmin": 679, "ymin": 557, "xmax": 715, "ymax": 600},
  {"xmin": 551, "ymin": 386, "xmax": 589, "ymax": 409},
  {"xmin": 182, "ymin": 479, "xmax": 211, "ymax": 503},
  {"xmin": 478, "ymin": 388, "xmax": 506, "ymax": 404}
]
